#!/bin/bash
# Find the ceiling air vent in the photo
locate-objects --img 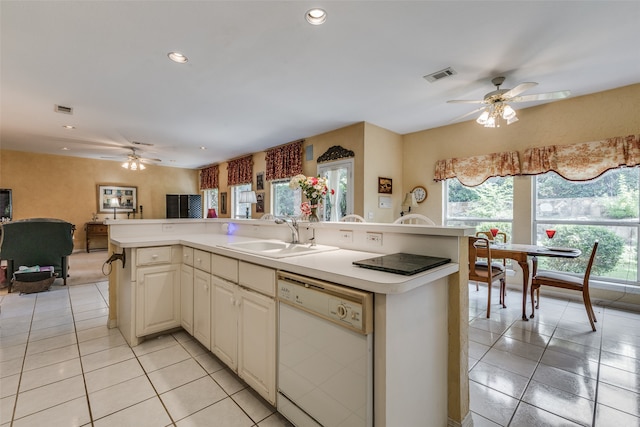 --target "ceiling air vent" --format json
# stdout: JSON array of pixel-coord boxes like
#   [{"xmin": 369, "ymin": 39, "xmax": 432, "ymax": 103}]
[
  {"xmin": 423, "ymin": 67, "xmax": 457, "ymax": 83},
  {"xmin": 54, "ymin": 104, "xmax": 73, "ymax": 114}
]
